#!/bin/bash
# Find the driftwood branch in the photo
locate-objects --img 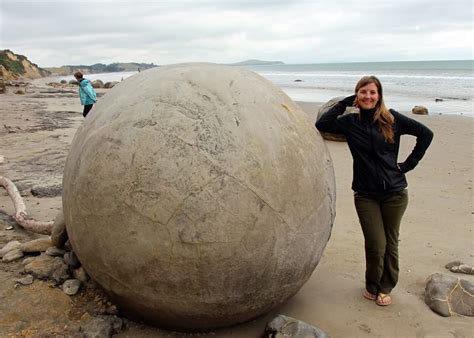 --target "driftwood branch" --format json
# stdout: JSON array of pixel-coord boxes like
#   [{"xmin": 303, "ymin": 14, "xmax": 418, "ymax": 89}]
[{"xmin": 0, "ymin": 176, "xmax": 53, "ymax": 235}]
